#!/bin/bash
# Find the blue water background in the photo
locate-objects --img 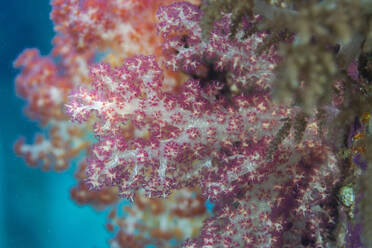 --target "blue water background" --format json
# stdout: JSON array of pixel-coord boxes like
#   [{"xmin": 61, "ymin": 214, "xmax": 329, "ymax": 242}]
[{"xmin": 0, "ymin": 1, "xmax": 111, "ymax": 247}]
